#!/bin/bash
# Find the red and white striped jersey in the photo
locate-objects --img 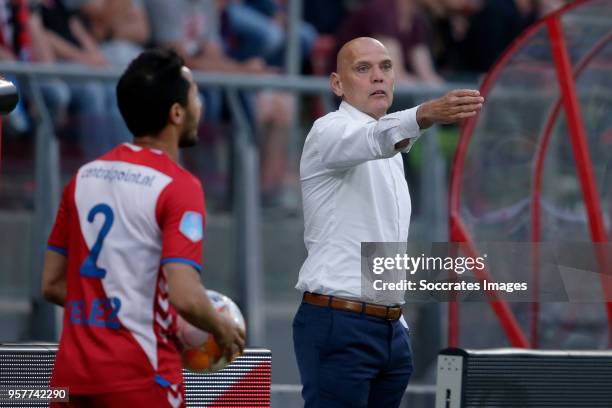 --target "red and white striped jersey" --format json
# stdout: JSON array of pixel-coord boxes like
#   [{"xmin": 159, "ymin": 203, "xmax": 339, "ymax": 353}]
[{"xmin": 47, "ymin": 143, "xmax": 205, "ymax": 395}]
